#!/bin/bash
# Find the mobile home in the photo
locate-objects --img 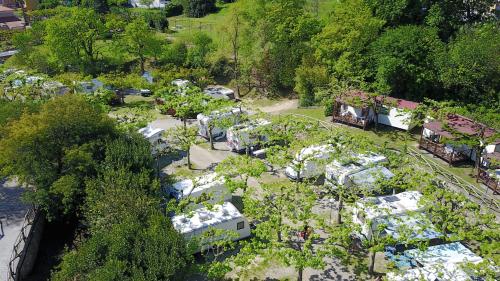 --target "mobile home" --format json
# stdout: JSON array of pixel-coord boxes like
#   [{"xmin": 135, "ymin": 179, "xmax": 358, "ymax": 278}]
[
  {"xmin": 285, "ymin": 144, "xmax": 338, "ymax": 180},
  {"xmin": 226, "ymin": 119, "xmax": 271, "ymax": 152},
  {"xmin": 138, "ymin": 126, "xmax": 167, "ymax": 155},
  {"xmin": 324, "ymin": 153, "xmax": 389, "ymax": 187},
  {"xmin": 477, "ymin": 142, "xmax": 499, "ymax": 194},
  {"xmin": 168, "ymin": 173, "xmax": 232, "ymax": 204},
  {"xmin": 171, "ymin": 202, "xmax": 251, "ymax": 252},
  {"xmin": 197, "ymin": 108, "xmax": 245, "ymax": 140},
  {"xmin": 332, "ymin": 90, "xmax": 419, "ymax": 131},
  {"xmin": 420, "ymin": 114, "xmax": 497, "ymax": 165},
  {"xmin": 376, "ymin": 96, "xmax": 419, "ymax": 131},
  {"xmin": 351, "ymin": 191, "xmax": 423, "ymax": 240}
]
